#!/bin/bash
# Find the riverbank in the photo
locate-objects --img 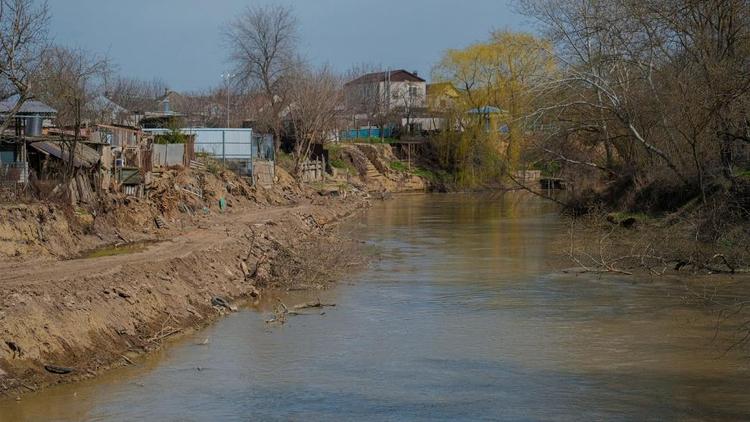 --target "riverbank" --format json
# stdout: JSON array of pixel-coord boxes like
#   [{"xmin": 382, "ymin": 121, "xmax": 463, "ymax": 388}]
[
  {"xmin": 4, "ymin": 193, "xmax": 749, "ymax": 421},
  {"xmin": 560, "ymin": 202, "xmax": 750, "ymax": 277},
  {"xmin": 0, "ymin": 156, "xmax": 393, "ymax": 397}
]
